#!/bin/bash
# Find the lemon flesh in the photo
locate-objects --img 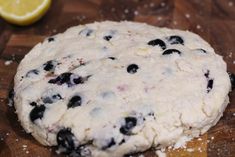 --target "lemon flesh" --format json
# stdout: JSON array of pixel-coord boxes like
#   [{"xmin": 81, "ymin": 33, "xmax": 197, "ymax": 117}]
[{"xmin": 0, "ymin": 0, "xmax": 51, "ymax": 26}]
